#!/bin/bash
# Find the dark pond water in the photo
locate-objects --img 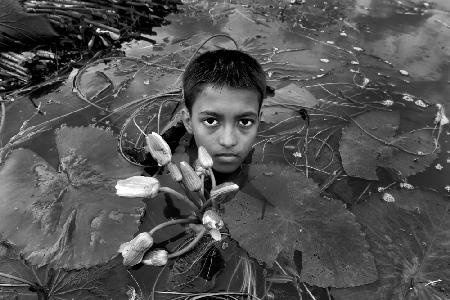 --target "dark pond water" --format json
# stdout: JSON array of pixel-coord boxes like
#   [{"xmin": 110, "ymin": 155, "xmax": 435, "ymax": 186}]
[{"xmin": 1, "ymin": 0, "xmax": 449, "ymax": 299}]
